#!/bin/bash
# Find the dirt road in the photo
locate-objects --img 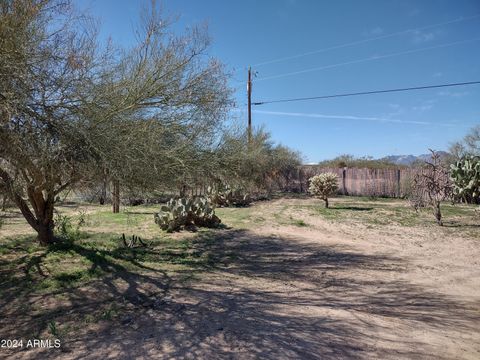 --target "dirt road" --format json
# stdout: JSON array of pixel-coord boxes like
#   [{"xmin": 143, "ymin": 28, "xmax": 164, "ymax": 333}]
[{"xmin": 5, "ymin": 197, "xmax": 480, "ymax": 359}]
